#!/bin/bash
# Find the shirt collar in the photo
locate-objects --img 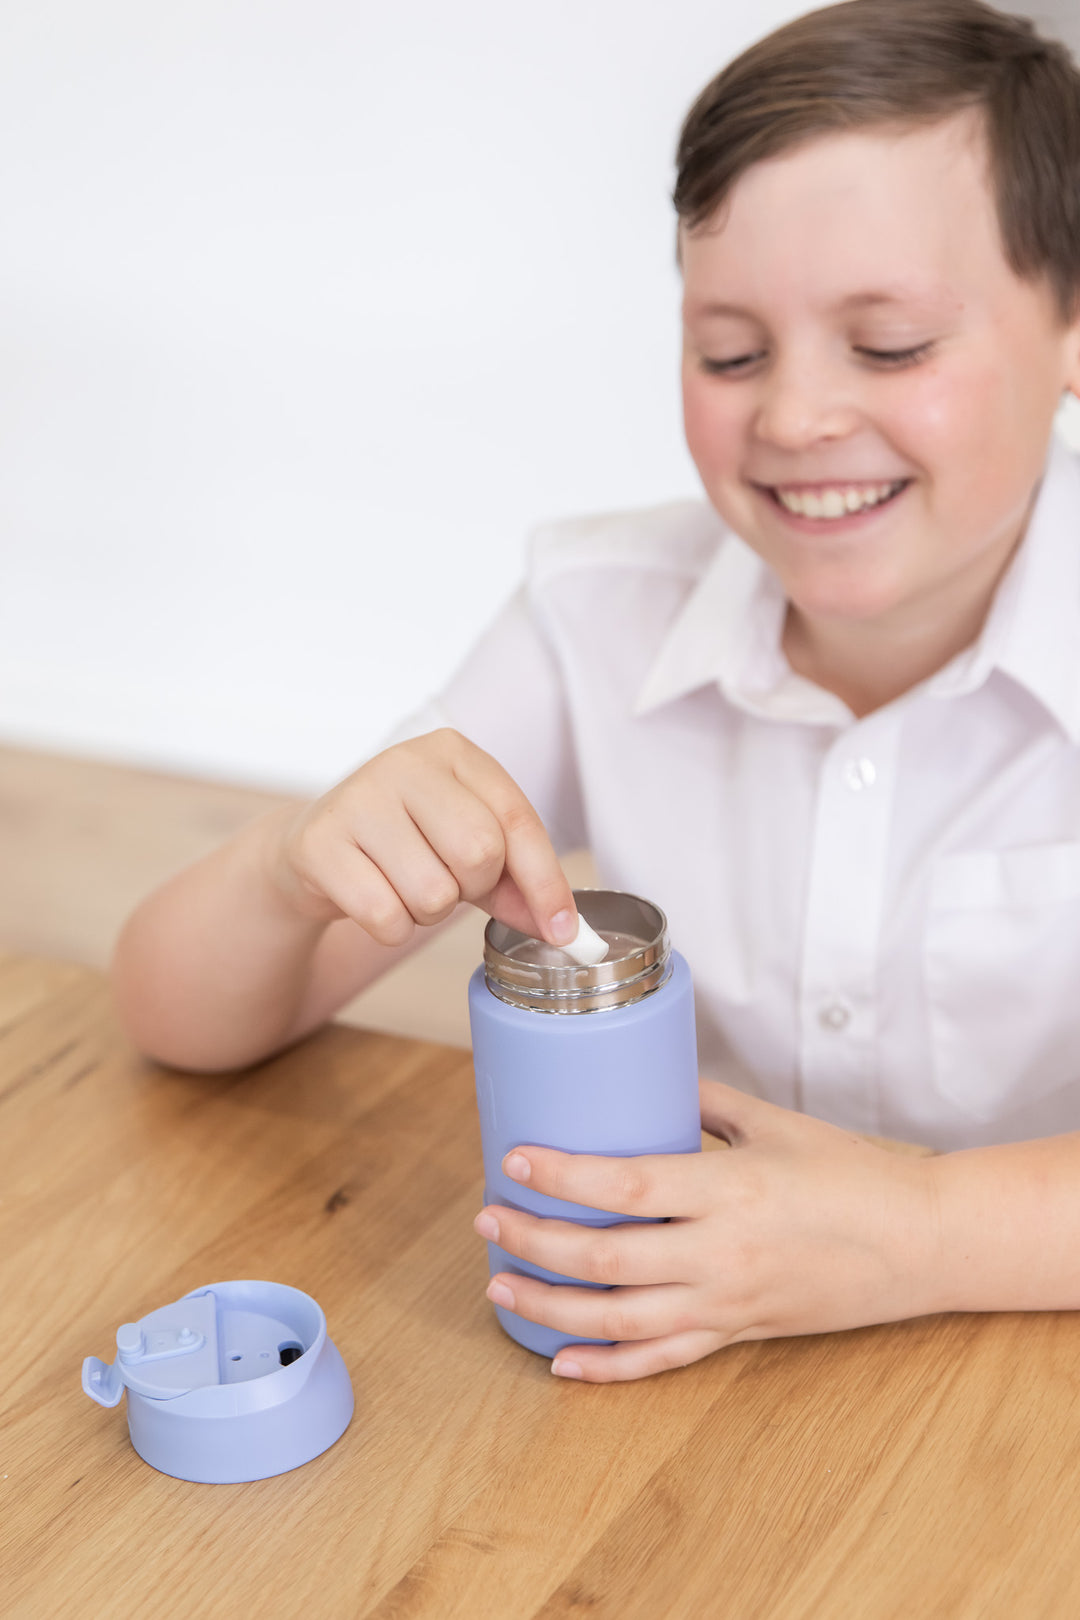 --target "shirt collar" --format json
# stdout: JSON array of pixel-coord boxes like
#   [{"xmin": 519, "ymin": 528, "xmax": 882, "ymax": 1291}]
[
  {"xmin": 925, "ymin": 435, "xmax": 1080, "ymax": 740},
  {"xmin": 633, "ymin": 528, "xmax": 763, "ymax": 716},
  {"xmin": 635, "ymin": 435, "xmax": 1080, "ymax": 736}
]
